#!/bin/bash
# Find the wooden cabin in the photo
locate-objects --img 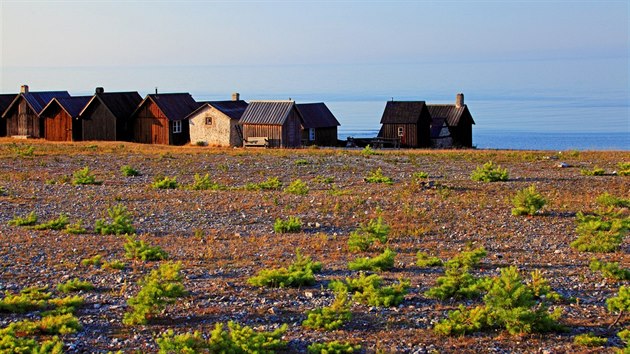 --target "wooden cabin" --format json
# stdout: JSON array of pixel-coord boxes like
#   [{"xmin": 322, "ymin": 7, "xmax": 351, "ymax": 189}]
[
  {"xmin": 239, "ymin": 101, "xmax": 304, "ymax": 148},
  {"xmin": 0, "ymin": 93, "xmax": 17, "ymax": 137},
  {"xmin": 186, "ymin": 93, "xmax": 248, "ymax": 147},
  {"xmin": 2, "ymin": 85, "xmax": 70, "ymax": 138},
  {"xmin": 78, "ymin": 88, "xmax": 142, "ymax": 142},
  {"xmin": 131, "ymin": 93, "xmax": 199, "ymax": 145},
  {"xmin": 427, "ymin": 93, "xmax": 475, "ymax": 148},
  {"xmin": 40, "ymin": 96, "xmax": 91, "ymax": 141},
  {"xmin": 378, "ymin": 101, "xmax": 431, "ymax": 148},
  {"xmin": 296, "ymin": 103, "xmax": 341, "ymax": 146}
]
